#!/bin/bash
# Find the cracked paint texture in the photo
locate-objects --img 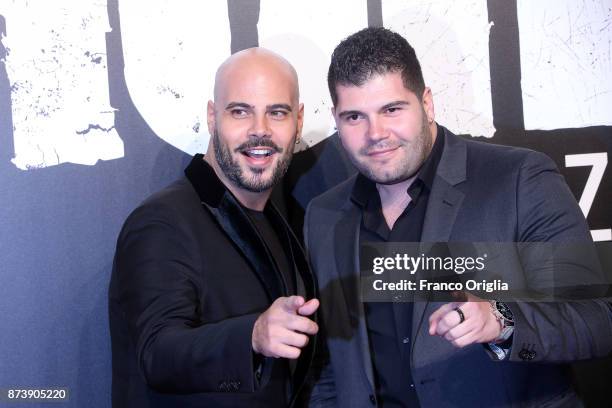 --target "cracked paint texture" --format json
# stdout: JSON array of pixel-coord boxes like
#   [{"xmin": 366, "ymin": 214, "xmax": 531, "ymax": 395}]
[
  {"xmin": 2, "ymin": 0, "xmax": 123, "ymax": 170},
  {"xmin": 4, "ymin": 1, "xmax": 609, "ymax": 166},
  {"xmin": 258, "ymin": 0, "xmax": 368, "ymax": 146},
  {"xmin": 119, "ymin": 0, "xmax": 231, "ymax": 155},
  {"xmin": 382, "ymin": 0, "xmax": 495, "ymax": 137},
  {"xmin": 518, "ymin": 0, "xmax": 612, "ymax": 129}
]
